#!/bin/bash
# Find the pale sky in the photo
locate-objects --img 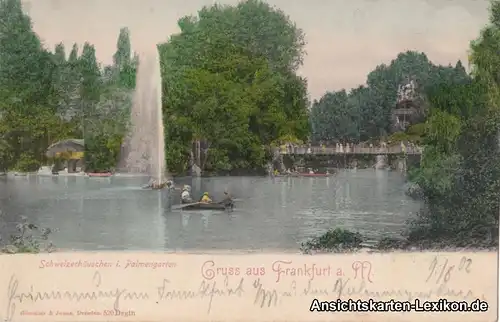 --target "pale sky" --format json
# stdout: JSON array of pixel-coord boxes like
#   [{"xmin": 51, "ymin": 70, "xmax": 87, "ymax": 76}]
[{"xmin": 23, "ymin": 0, "xmax": 491, "ymax": 99}]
